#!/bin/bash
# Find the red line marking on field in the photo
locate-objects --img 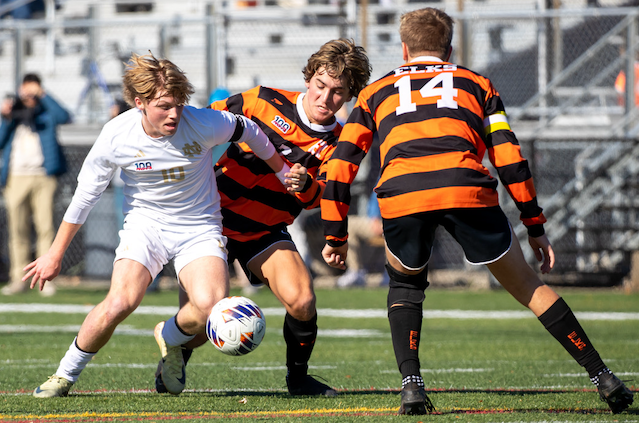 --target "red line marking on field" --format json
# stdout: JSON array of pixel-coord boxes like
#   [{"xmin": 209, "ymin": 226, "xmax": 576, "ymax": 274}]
[
  {"xmin": 7, "ymin": 385, "xmax": 631, "ymax": 396},
  {"xmin": 1, "ymin": 406, "xmax": 617, "ymax": 423},
  {"xmin": 2, "ymin": 387, "xmax": 631, "ymax": 421}
]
